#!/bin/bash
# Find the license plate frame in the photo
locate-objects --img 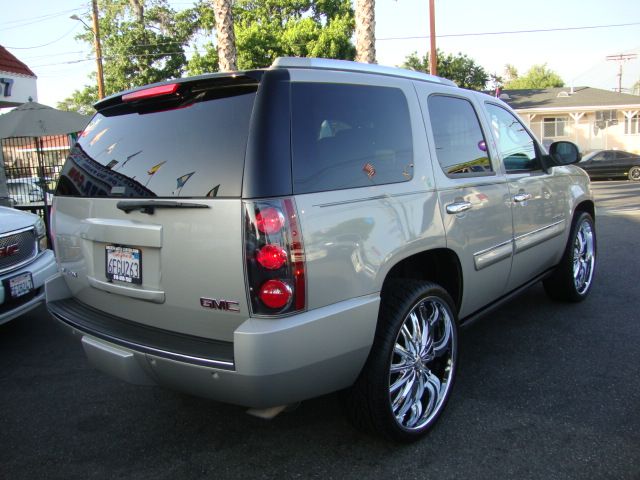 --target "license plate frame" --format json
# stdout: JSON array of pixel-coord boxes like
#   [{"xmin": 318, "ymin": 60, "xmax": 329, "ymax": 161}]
[
  {"xmin": 105, "ymin": 245, "xmax": 142, "ymax": 284},
  {"xmin": 4, "ymin": 272, "xmax": 34, "ymax": 299}
]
